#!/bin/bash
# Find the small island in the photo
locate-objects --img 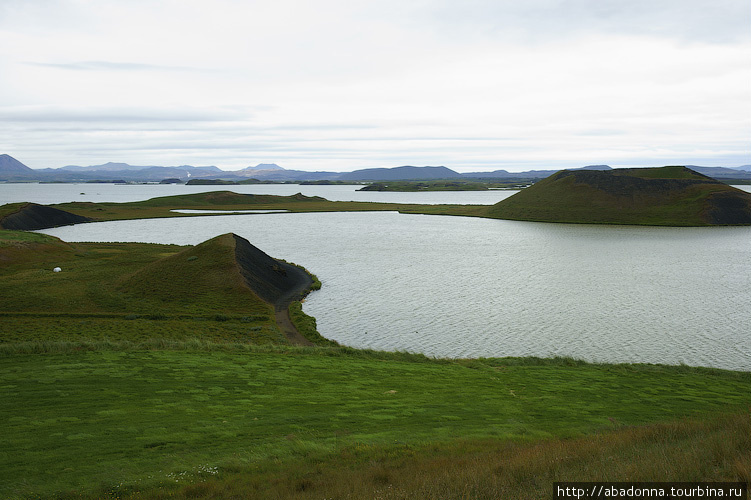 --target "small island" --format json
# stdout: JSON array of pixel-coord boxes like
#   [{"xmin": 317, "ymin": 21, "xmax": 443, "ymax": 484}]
[{"xmin": 357, "ymin": 180, "xmax": 528, "ymax": 191}]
